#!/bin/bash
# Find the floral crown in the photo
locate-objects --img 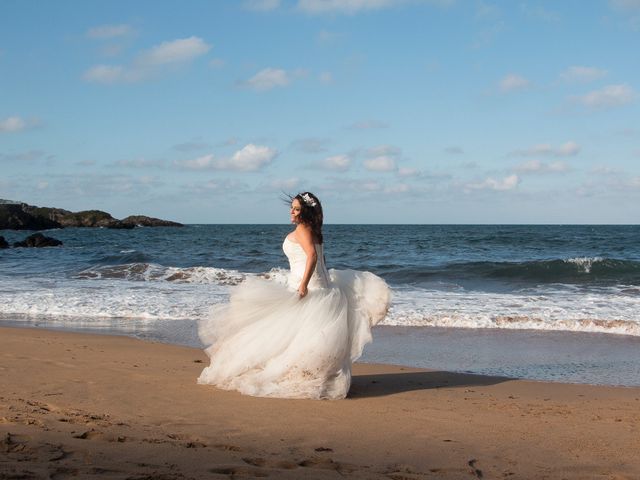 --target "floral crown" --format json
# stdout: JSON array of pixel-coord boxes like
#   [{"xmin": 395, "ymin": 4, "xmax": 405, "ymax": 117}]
[{"xmin": 300, "ymin": 193, "xmax": 317, "ymax": 207}]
